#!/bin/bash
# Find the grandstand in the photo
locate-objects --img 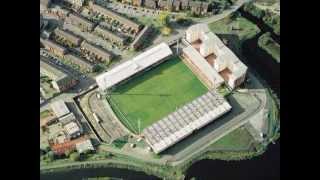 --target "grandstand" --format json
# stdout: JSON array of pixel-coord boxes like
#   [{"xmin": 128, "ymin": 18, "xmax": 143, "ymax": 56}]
[
  {"xmin": 143, "ymin": 90, "xmax": 232, "ymax": 154},
  {"xmin": 96, "ymin": 42, "xmax": 173, "ymax": 91}
]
